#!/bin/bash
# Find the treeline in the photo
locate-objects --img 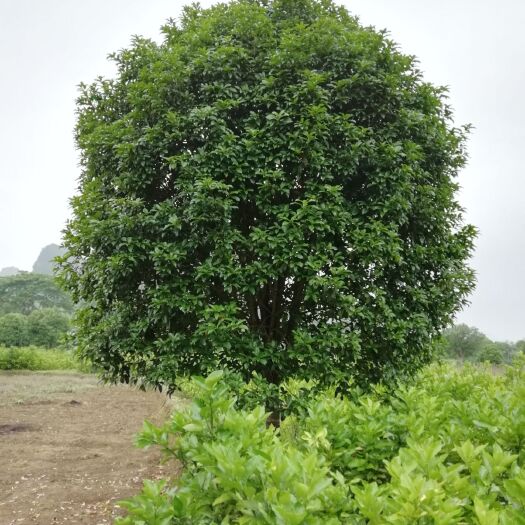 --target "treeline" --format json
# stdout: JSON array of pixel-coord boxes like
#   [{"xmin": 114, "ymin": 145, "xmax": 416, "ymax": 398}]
[
  {"xmin": 0, "ymin": 309, "xmax": 70, "ymax": 348},
  {"xmin": 441, "ymin": 323, "xmax": 524, "ymax": 364},
  {"xmin": 0, "ymin": 274, "xmax": 73, "ymax": 348}
]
